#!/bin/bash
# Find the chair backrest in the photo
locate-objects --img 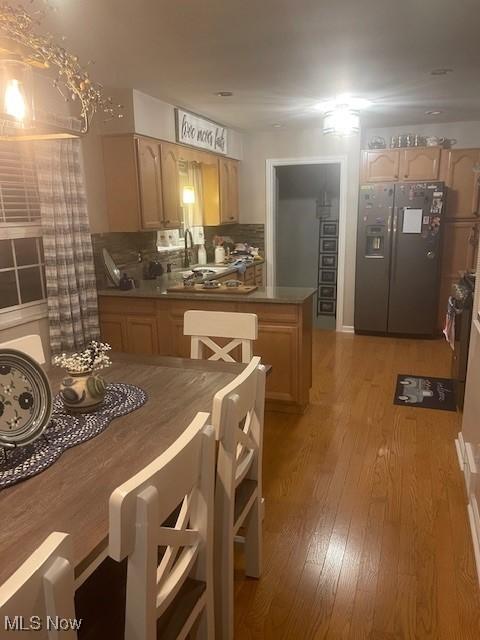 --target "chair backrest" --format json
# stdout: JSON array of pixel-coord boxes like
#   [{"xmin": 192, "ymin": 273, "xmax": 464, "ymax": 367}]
[
  {"xmin": 0, "ymin": 334, "xmax": 45, "ymax": 365},
  {"xmin": 184, "ymin": 310, "xmax": 258, "ymax": 363},
  {"xmin": 212, "ymin": 356, "xmax": 266, "ymax": 494},
  {"xmin": 109, "ymin": 412, "xmax": 215, "ymax": 640},
  {"xmin": 0, "ymin": 532, "xmax": 77, "ymax": 639}
]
